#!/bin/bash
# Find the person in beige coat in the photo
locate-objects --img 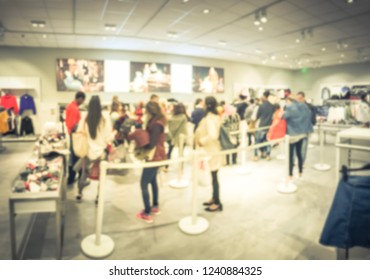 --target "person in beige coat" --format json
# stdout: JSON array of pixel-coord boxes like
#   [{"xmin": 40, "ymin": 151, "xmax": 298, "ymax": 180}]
[{"xmin": 194, "ymin": 96, "xmax": 223, "ymax": 212}]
